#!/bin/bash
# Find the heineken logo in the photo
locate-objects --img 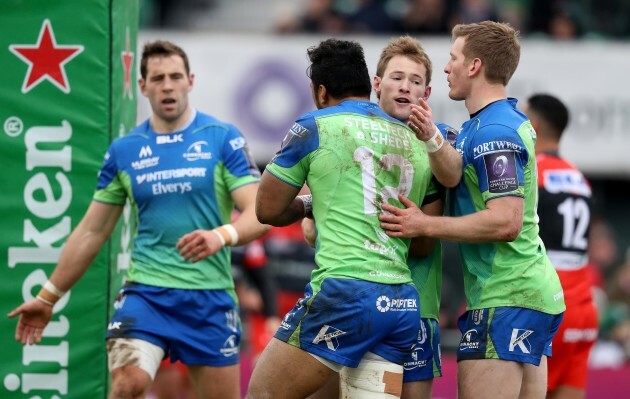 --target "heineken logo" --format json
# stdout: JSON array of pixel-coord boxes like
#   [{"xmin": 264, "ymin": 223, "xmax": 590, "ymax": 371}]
[{"xmin": 9, "ymin": 19, "xmax": 84, "ymax": 94}]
